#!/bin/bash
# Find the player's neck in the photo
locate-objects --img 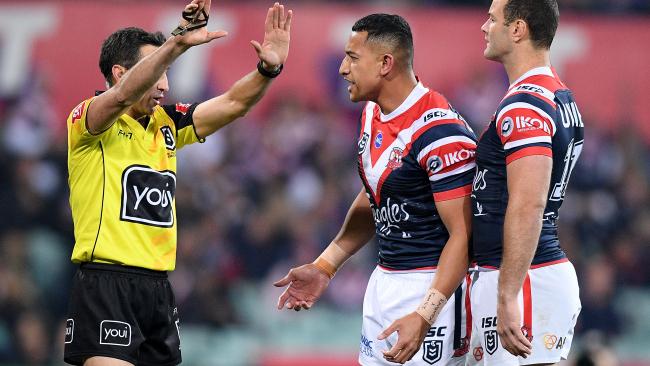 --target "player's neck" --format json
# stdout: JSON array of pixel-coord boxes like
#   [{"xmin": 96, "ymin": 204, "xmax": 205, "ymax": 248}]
[
  {"xmin": 502, "ymin": 49, "xmax": 551, "ymax": 85},
  {"xmin": 376, "ymin": 72, "xmax": 418, "ymax": 115}
]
